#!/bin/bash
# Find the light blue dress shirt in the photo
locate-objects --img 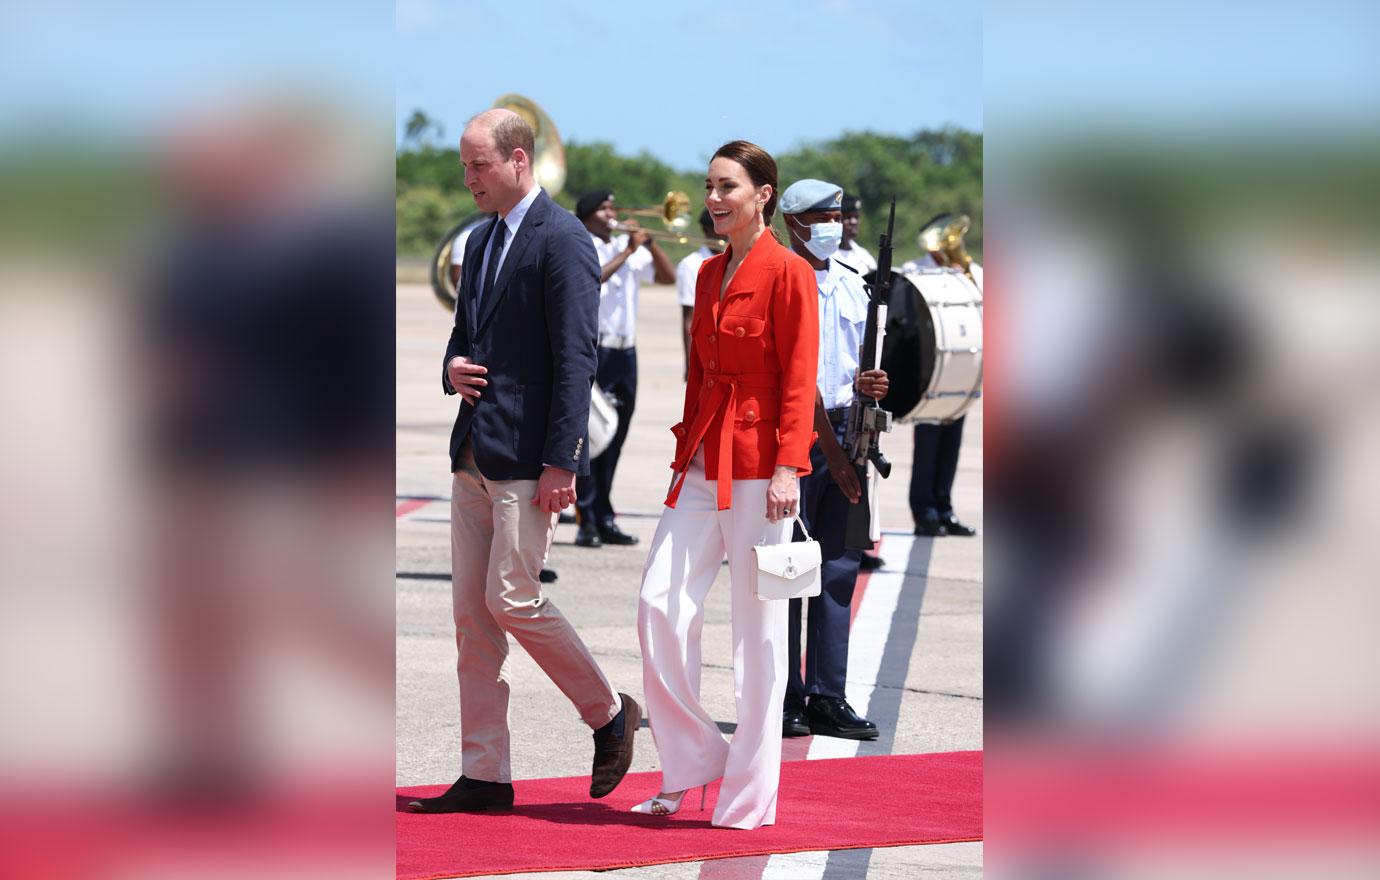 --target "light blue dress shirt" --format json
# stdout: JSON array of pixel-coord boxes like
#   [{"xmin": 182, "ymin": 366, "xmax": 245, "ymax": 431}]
[{"xmin": 816, "ymin": 259, "xmax": 871, "ymax": 409}]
